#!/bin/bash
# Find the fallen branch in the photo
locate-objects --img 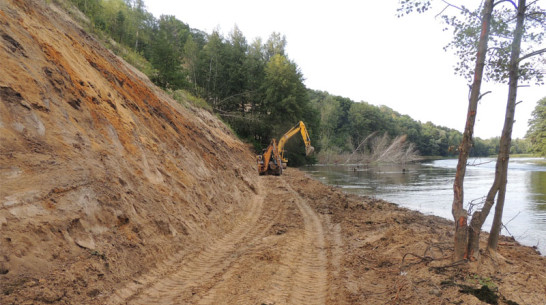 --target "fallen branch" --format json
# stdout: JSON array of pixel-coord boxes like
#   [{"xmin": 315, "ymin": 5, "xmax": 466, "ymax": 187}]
[
  {"xmin": 401, "ymin": 252, "xmax": 434, "ymax": 270},
  {"xmin": 429, "ymin": 259, "xmax": 467, "ymax": 271},
  {"xmin": 344, "ymin": 131, "xmax": 378, "ymax": 164}
]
